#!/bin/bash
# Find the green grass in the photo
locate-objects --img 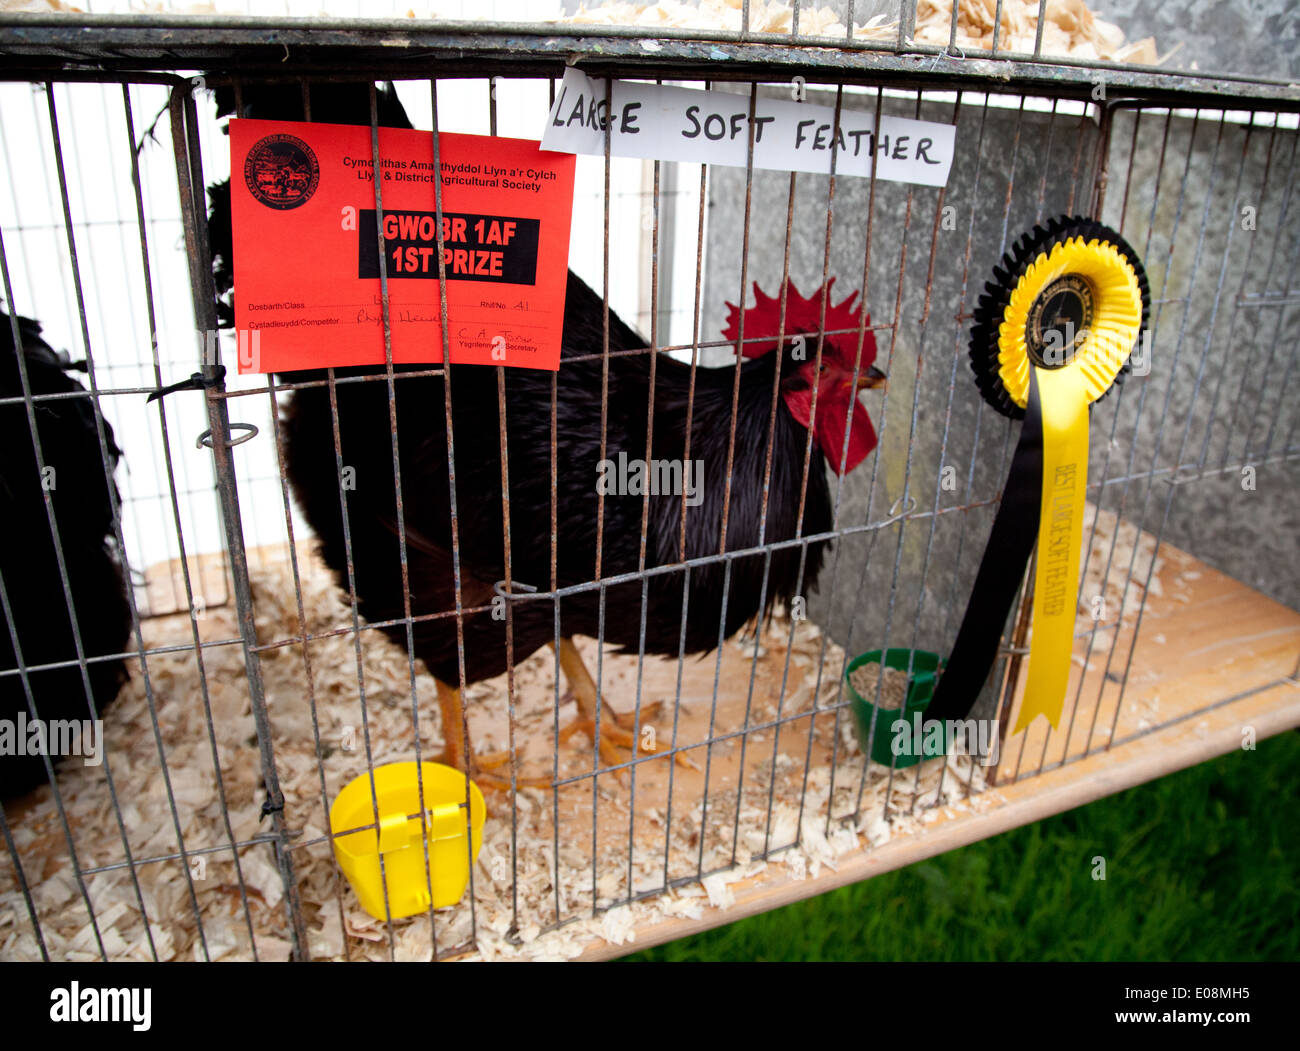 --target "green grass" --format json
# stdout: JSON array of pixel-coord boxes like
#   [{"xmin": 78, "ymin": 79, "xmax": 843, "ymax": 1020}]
[{"xmin": 624, "ymin": 730, "xmax": 1300, "ymax": 962}]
